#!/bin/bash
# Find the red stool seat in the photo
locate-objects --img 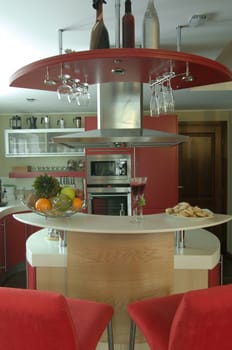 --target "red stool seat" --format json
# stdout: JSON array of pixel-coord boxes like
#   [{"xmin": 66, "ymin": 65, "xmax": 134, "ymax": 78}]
[
  {"xmin": 0, "ymin": 287, "xmax": 114, "ymax": 350},
  {"xmin": 128, "ymin": 284, "xmax": 232, "ymax": 350}
]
